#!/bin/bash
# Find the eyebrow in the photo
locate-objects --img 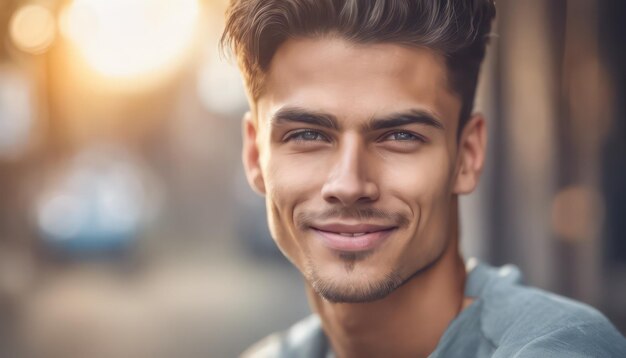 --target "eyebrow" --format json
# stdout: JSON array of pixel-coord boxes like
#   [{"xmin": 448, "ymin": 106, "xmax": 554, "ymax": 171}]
[
  {"xmin": 271, "ymin": 107, "xmax": 339, "ymax": 130},
  {"xmin": 270, "ymin": 107, "xmax": 444, "ymax": 132},
  {"xmin": 365, "ymin": 109, "xmax": 445, "ymax": 131}
]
